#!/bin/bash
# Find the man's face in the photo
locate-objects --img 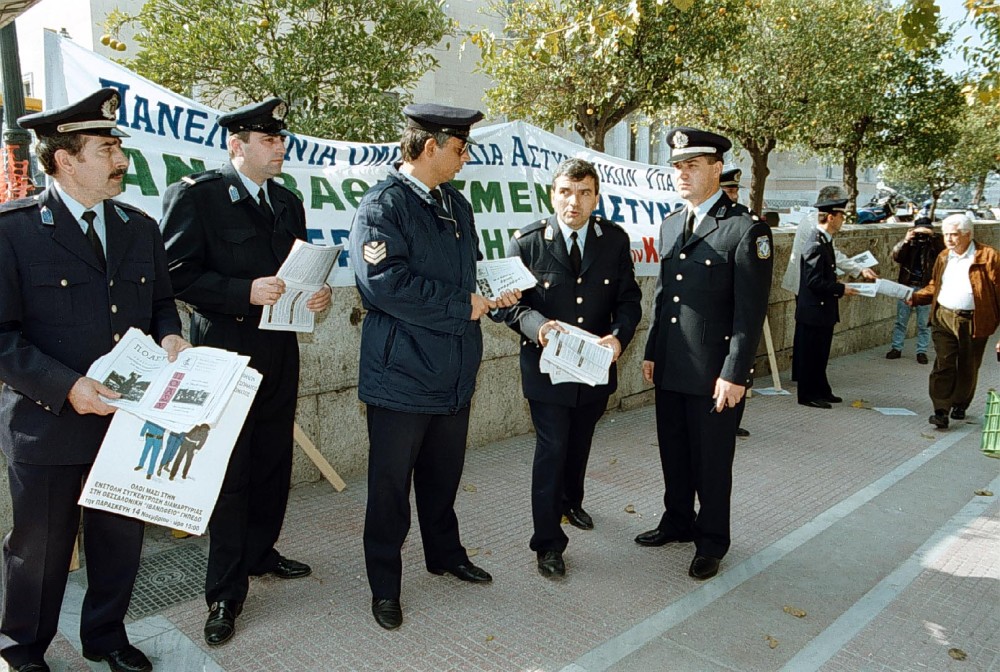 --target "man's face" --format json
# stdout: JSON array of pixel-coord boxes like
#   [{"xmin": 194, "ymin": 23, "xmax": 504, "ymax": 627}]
[
  {"xmin": 723, "ymin": 186, "xmax": 740, "ymax": 203},
  {"xmin": 551, "ymin": 175, "xmax": 598, "ymax": 230},
  {"xmin": 234, "ymin": 131, "xmax": 286, "ymax": 182},
  {"xmin": 63, "ymin": 135, "xmax": 130, "ymax": 204},
  {"xmin": 672, "ymin": 156, "xmax": 722, "ymax": 205},
  {"xmin": 823, "ymin": 211, "xmax": 846, "ymax": 235},
  {"xmin": 942, "ymin": 223, "xmax": 972, "ymax": 254},
  {"xmin": 429, "ymin": 135, "xmax": 470, "ymax": 185}
]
